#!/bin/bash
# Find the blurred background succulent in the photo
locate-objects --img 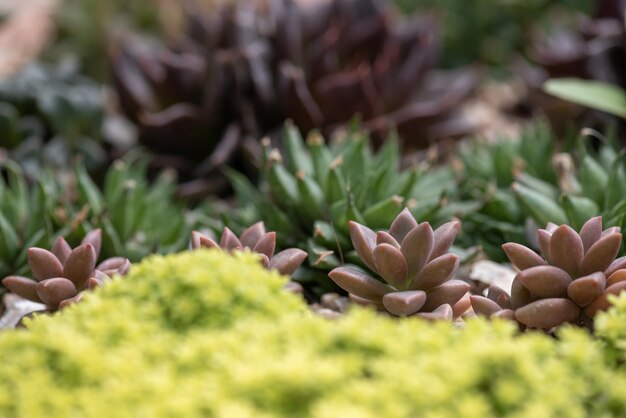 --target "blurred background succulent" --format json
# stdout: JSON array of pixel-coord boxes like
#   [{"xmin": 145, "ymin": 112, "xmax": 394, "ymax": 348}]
[
  {"xmin": 2, "ymin": 229, "xmax": 130, "ymax": 313},
  {"xmin": 328, "ymin": 208, "xmax": 470, "ymax": 320},
  {"xmin": 110, "ymin": 0, "xmax": 480, "ymax": 197},
  {"xmin": 0, "ymin": 59, "xmax": 126, "ymax": 180},
  {"xmin": 502, "ymin": 217, "xmax": 626, "ymax": 330},
  {"xmin": 224, "ymin": 124, "xmax": 474, "ymax": 294}
]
